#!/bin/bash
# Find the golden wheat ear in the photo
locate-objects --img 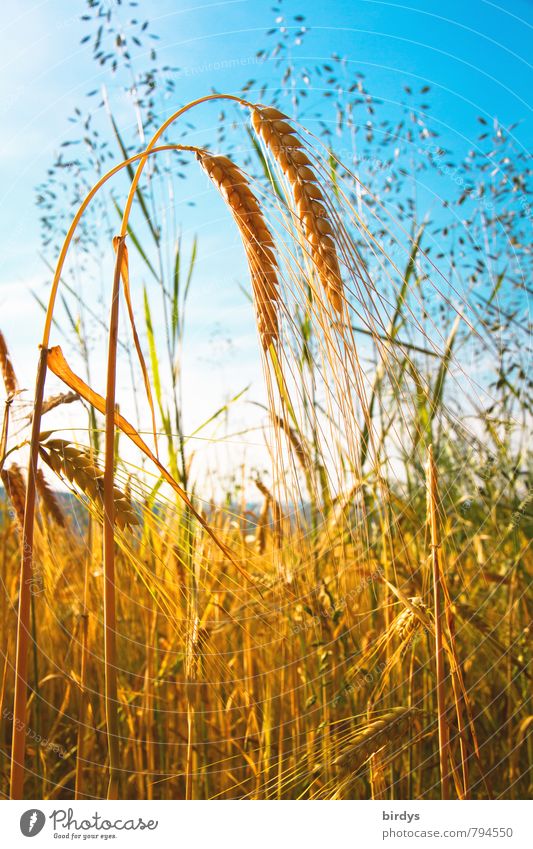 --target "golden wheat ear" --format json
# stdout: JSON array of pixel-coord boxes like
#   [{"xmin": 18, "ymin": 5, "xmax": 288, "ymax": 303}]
[
  {"xmin": 334, "ymin": 707, "xmax": 418, "ymax": 772},
  {"xmin": 394, "ymin": 596, "xmax": 430, "ymax": 643},
  {"xmin": 38, "ymin": 436, "xmax": 139, "ymax": 530},
  {"xmin": 196, "ymin": 151, "xmax": 280, "ymax": 350},
  {"xmin": 250, "ymin": 105, "xmax": 344, "ymax": 313},
  {"xmin": 1, "ymin": 463, "xmax": 26, "ymax": 530},
  {"xmin": 35, "ymin": 468, "xmax": 67, "ymax": 528},
  {"xmin": 0, "ymin": 330, "xmax": 18, "ymax": 396}
]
